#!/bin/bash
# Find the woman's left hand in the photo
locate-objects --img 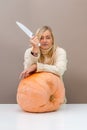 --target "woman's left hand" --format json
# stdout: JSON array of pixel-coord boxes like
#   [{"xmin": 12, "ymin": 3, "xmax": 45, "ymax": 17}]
[{"xmin": 19, "ymin": 64, "xmax": 37, "ymax": 79}]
